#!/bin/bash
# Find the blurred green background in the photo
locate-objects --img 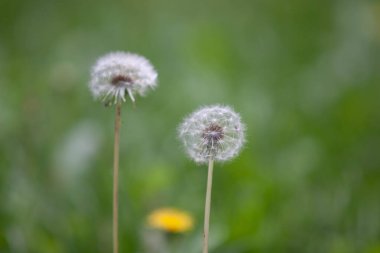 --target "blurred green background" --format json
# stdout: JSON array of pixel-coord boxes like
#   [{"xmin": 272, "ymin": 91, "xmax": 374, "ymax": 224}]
[{"xmin": 1, "ymin": 0, "xmax": 380, "ymax": 252}]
